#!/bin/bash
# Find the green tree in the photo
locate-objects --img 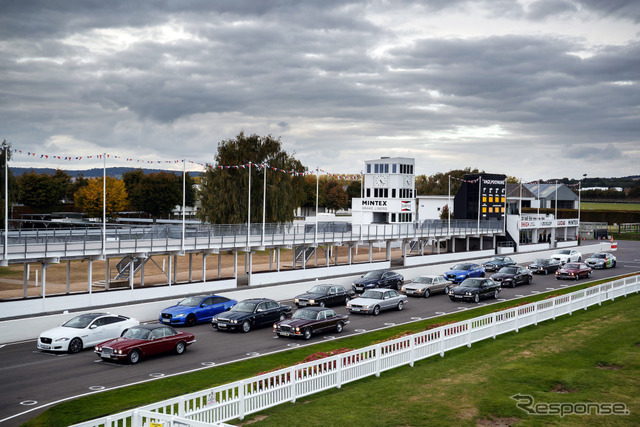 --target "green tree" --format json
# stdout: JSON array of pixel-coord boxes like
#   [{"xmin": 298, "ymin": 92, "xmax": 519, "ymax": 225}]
[
  {"xmin": 628, "ymin": 185, "xmax": 640, "ymax": 199},
  {"xmin": 324, "ymin": 180, "xmax": 349, "ymax": 212},
  {"xmin": 18, "ymin": 169, "xmax": 70, "ymax": 209},
  {"xmin": 198, "ymin": 132, "xmax": 306, "ymax": 224},
  {"xmin": 74, "ymin": 177, "xmax": 128, "ymax": 218},
  {"xmin": 66, "ymin": 174, "xmax": 89, "ymax": 204},
  {"xmin": 0, "ymin": 141, "xmax": 19, "ymax": 218},
  {"xmin": 124, "ymin": 170, "xmax": 196, "ymax": 217},
  {"xmin": 415, "ymin": 168, "xmax": 482, "ymax": 195}
]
